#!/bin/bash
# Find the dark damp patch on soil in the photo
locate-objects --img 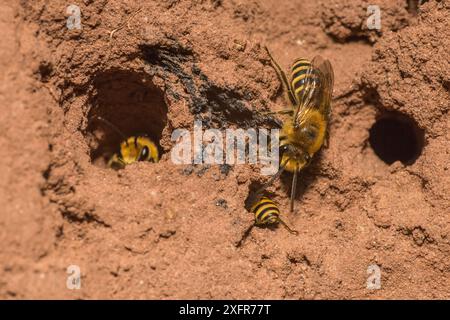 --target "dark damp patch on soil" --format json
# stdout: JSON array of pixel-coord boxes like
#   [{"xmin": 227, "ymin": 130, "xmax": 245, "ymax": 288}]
[{"xmin": 139, "ymin": 43, "xmax": 279, "ymax": 129}]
